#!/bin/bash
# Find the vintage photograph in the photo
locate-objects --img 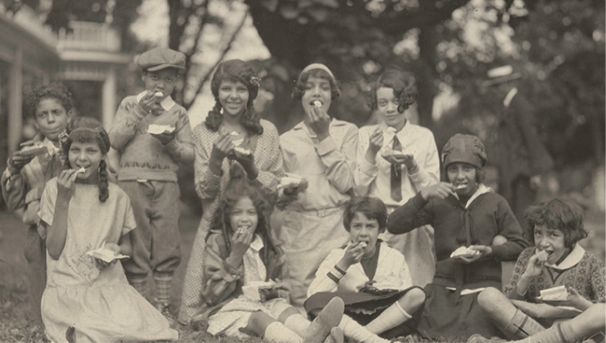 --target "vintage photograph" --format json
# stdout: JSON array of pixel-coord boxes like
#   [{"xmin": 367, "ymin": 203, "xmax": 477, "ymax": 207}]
[{"xmin": 0, "ymin": 0, "xmax": 604, "ymax": 342}]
